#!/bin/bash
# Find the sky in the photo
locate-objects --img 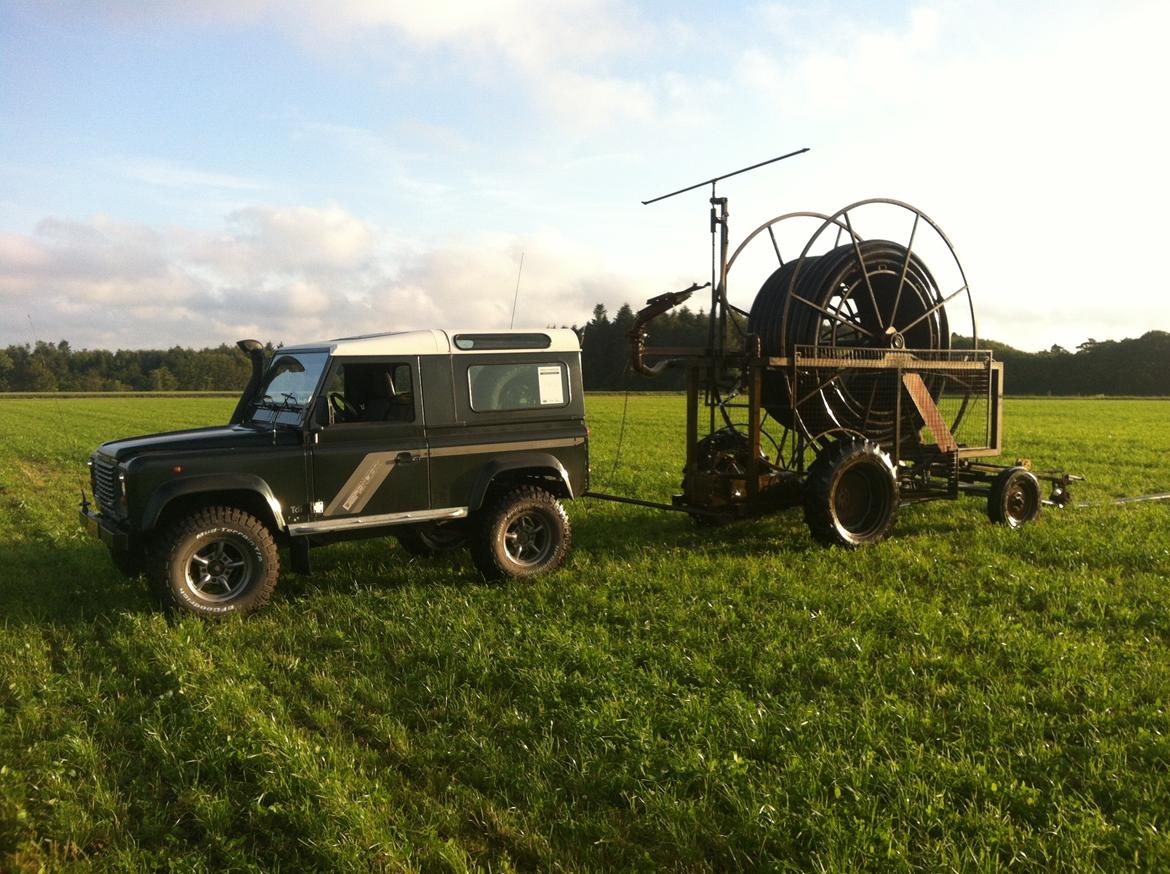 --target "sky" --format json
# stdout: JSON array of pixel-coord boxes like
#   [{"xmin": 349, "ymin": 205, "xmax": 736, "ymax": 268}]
[{"xmin": 1, "ymin": 0, "xmax": 1168, "ymax": 352}]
